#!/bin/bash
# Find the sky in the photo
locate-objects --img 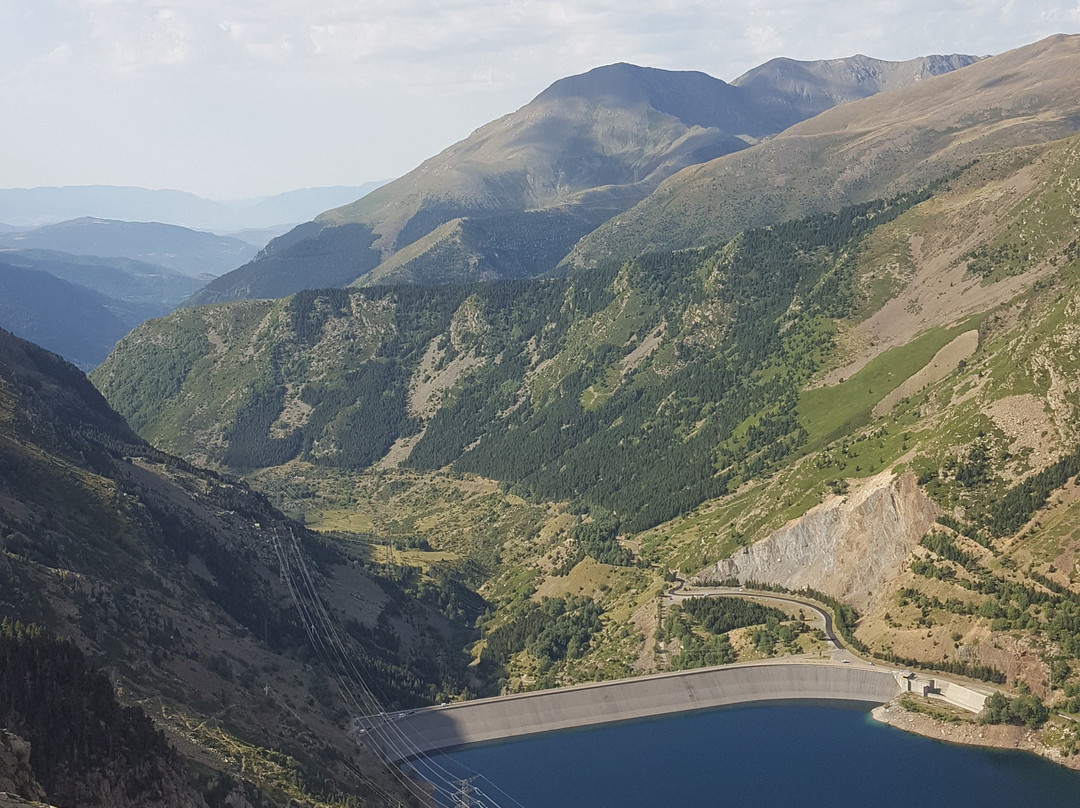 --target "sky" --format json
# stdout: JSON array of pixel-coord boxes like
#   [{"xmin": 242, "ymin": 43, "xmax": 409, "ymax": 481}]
[{"xmin": 2, "ymin": 1, "xmax": 1079, "ymax": 200}]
